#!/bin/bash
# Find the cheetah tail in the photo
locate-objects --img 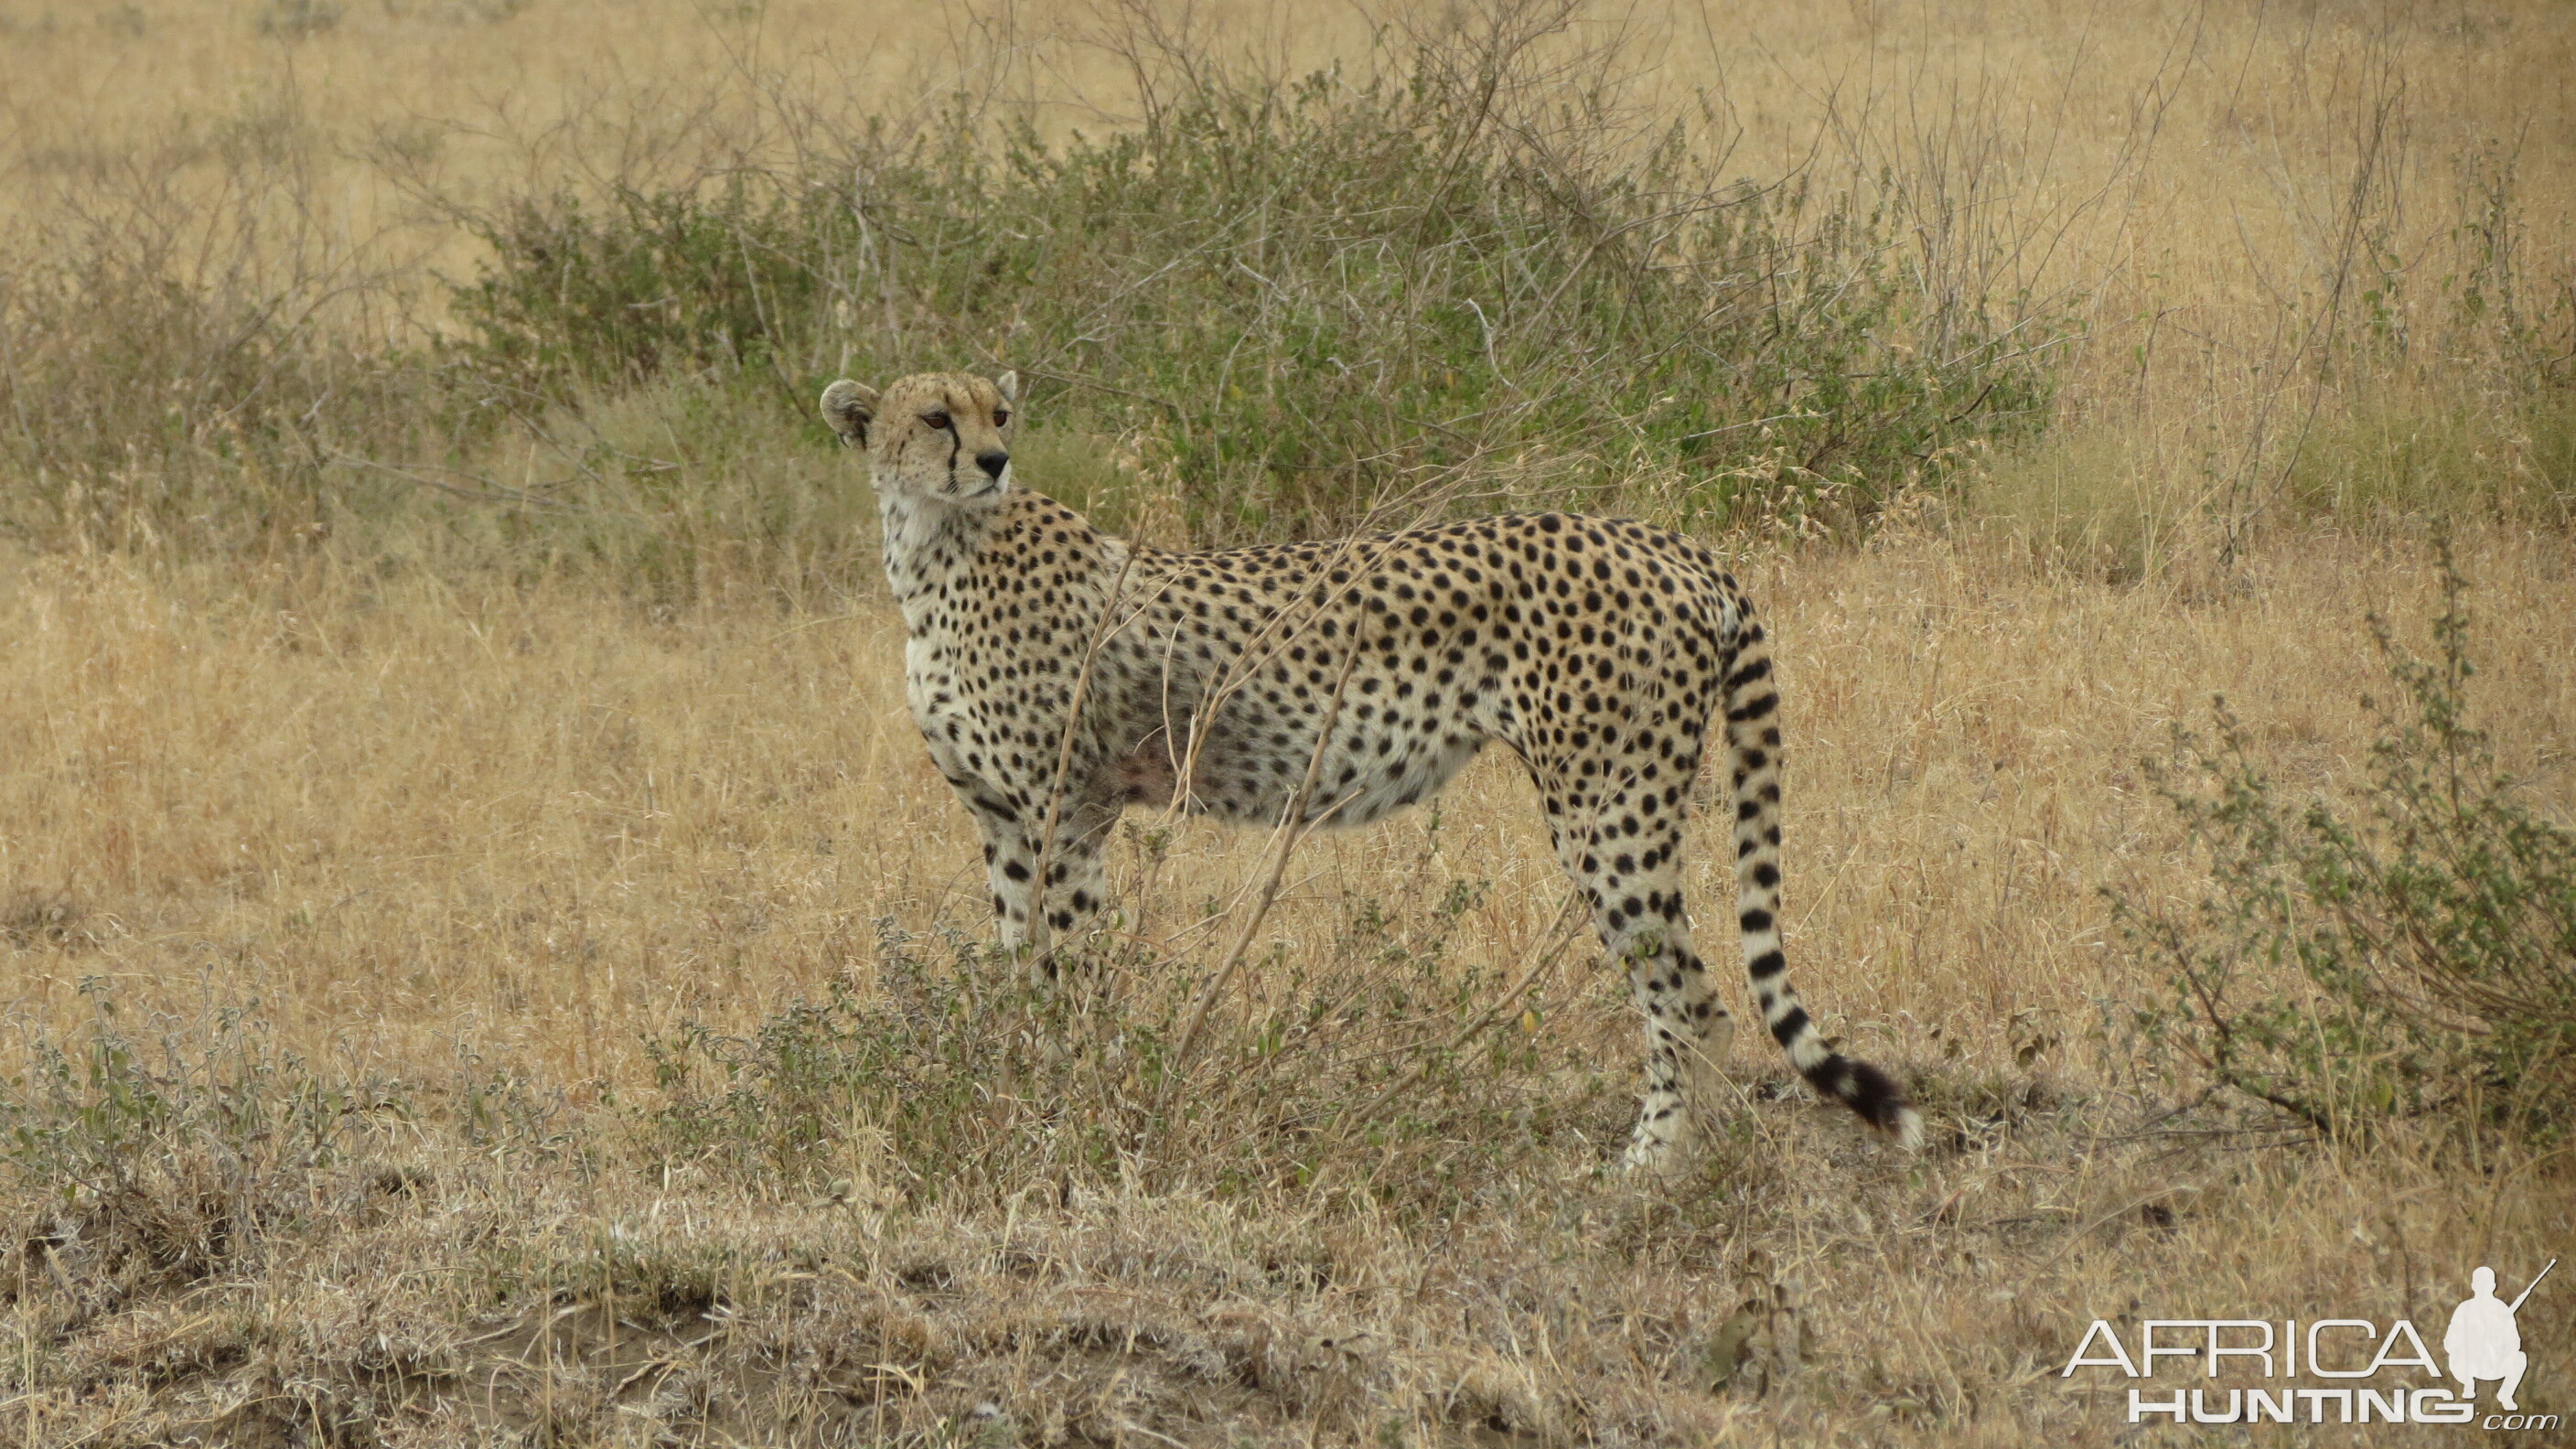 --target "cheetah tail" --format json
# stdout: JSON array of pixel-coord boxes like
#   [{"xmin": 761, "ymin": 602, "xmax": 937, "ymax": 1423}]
[{"xmin": 1723, "ymin": 600, "xmax": 1923, "ymax": 1151}]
